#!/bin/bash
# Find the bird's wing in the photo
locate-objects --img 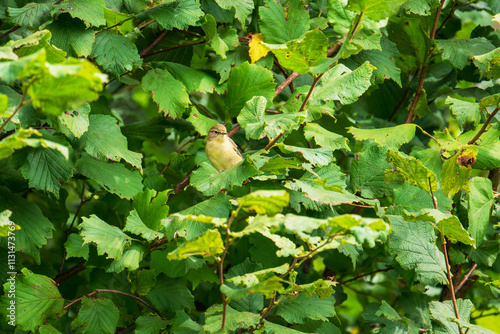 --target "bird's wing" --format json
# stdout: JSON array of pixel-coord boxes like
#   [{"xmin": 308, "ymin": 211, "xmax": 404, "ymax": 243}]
[{"xmin": 229, "ymin": 137, "xmax": 243, "ymax": 158}]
